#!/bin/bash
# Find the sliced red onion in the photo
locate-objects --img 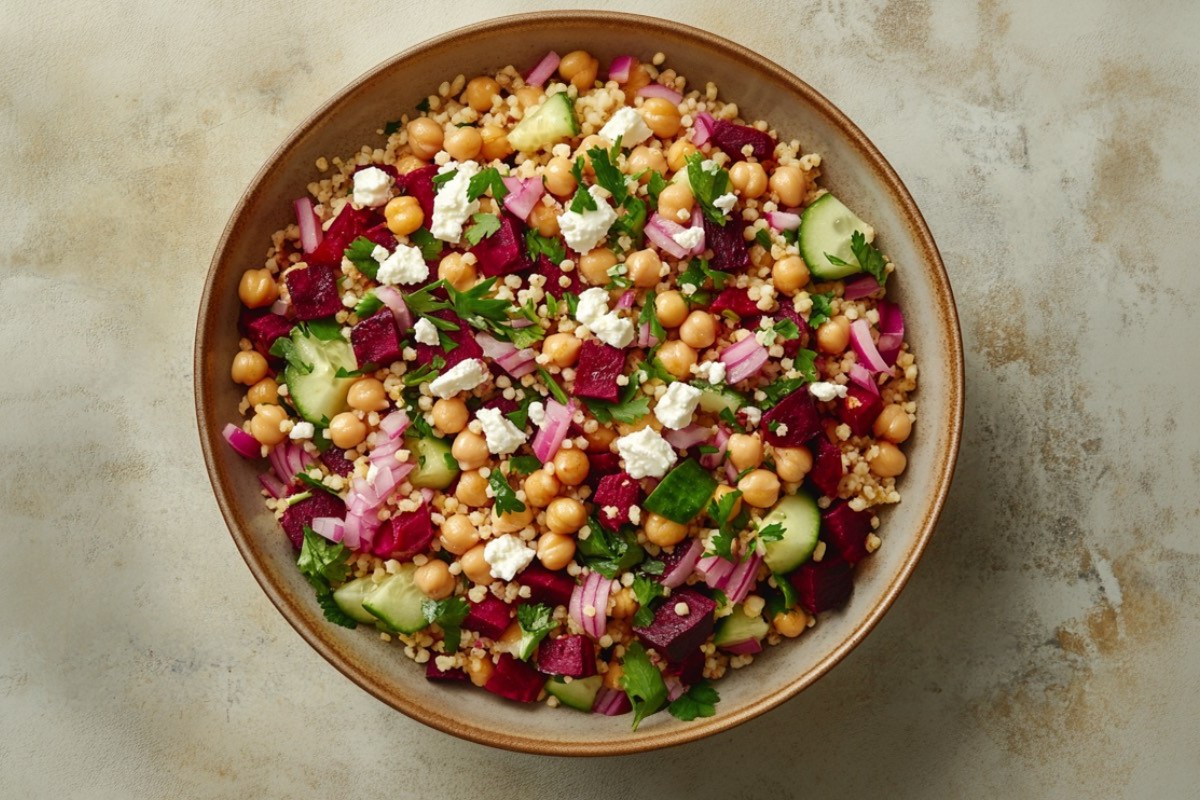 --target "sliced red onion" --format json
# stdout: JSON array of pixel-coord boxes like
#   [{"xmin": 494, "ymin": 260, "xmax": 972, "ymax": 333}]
[
  {"xmin": 765, "ymin": 210, "xmax": 801, "ymax": 232},
  {"xmin": 568, "ymin": 578, "xmax": 583, "ymax": 628},
  {"xmin": 850, "ymin": 319, "xmax": 890, "ymax": 373},
  {"xmin": 476, "ymin": 331, "xmax": 537, "ymax": 378},
  {"xmin": 500, "ymin": 176, "xmax": 544, "ymax": 221},
  {"xmin": 310, "ymin": 516, "xmax": 345, "ymax": 543},
  {"xmin": 592, "ymin": 687, "xmax": 631, "ymax": 715},
  {"xmin": 875, "ymin": 300, "xmax": 905, "ymax": 366},
  {"xmin": 531, "ymin": 399, "xmax": 575, "ymax": 462},
  {"xmin": 378, "ymin": 409, "xmax": 410, "ymax": 439},
  {"xmin": 847, "ymin": 362, "xmax": 880, "ymax": 397},
  {"xmin": 525, "ymin": 50, "xmax": 560, "ymax": 87},
  {"xmin": 342, "ymin": 514, "xmax": 362, "ymax": 550},
  {"xmin": 269, "ymin": 440, "xmax": 315, "ymax": 482},
  {"xmin": 719, "ymin": 335, "xmax": 769, "ymax": 384},
  {"xmin": 374, "ymin": 285, "xmax": 413, "ymax": 333},
  {"xmin": 269, "ymin": 298, "xmax": 290, "ymax": 316},
  {"xmin": 700, "ymin": 427, "xmax": 729, "ymax": 470},
  {"xmin": 617, "ymin": 290, "xmax": 636, "ymax": 310},
  {"xmin": 720, "ymin": 637, "xmax": 763, "ymax": 655},
  {"xmin": 645, "ymin": 213, "xmax": 690, "ymax": 259},
  {"xmin": 725, "ymin": 458, "xmax": 739, "ymax": 484},
  {"xmin": 664, "ymin": 674, "xmax": 686, "ymax": 702},
  {"xmin": 686, "ymin": 206, "xmax": 707, "ymax": 255},
  {"xmin": 664, "ymin": 424, "xmax": 712, "ymax": 450},
  {"xmin": 638, "ymin": 83, "xmax": 682, "ymax": 104},
  {"xmin": 691, "ymin": 112, "xmax": 716, "ymax": 146},
  {"xmin": 843, "ymin": 274, "xmax": 881, "ymax": 300},
  {"xmin": 474, "ymin": 330, "xmax": 511, "ymax": 360},
  {"xmin": 725, "ymin": 552, "xmax": 763, "ymax": 605},
  {"xmin": 294, "ymin": 197, "xmax": 323, "ymax": 254},
  {"xmin": 570, "ymin": 571, "xmax": 611, "ymax": 639},
  {"xmin": 223, "ymin": 424, "xmax": 260, "ymax": 459},
  {"xmin": 636, "ymin": 321, "xmax": 659, "ymax": 348},
  {"xmin": 258, "ymin": 471, "xmax": 287, "ymax": 499},
  {"xmin": 607, "ymin": 55, "xmax": 636, "ymax": 83},
  {"xmin": 661, "ymin": 538, "xmax": 703, "ymax": 589},
  {"xmin": 696, "ymin": 555, "xmax": 735, "ymax": 589}
]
